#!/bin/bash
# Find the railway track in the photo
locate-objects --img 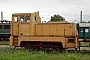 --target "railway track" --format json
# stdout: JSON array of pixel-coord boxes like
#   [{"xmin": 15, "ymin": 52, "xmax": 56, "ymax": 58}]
[
  {"xmin": 0, "ymin": 45, "xmax": 90, "ymax": 51},
  {"xmin": 0, "ymin": 45, "xmax": 12, "ymax": 48}
]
